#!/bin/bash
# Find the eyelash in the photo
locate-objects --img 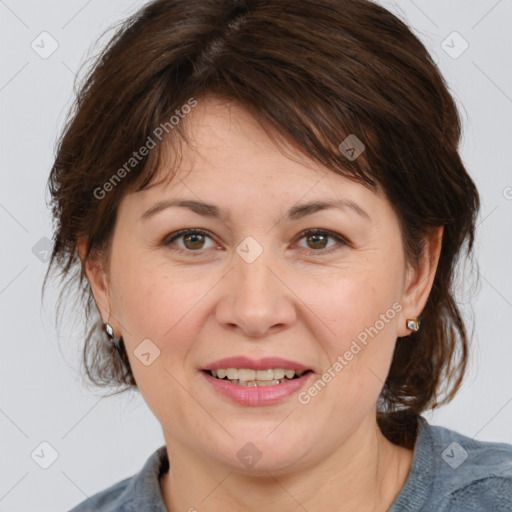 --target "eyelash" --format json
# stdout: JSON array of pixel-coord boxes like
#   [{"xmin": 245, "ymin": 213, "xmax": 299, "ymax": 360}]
[{"xmin": 162, "ymin": 228, "xmax": 349, "ymax": 256}]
